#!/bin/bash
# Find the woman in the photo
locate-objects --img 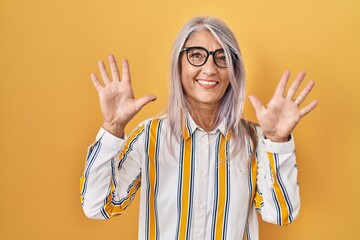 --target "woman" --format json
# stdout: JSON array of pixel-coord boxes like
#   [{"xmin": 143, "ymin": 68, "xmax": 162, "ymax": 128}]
[{"xmin": 80, "ymin": 17, "xmax": 318, "ymax": 239}]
